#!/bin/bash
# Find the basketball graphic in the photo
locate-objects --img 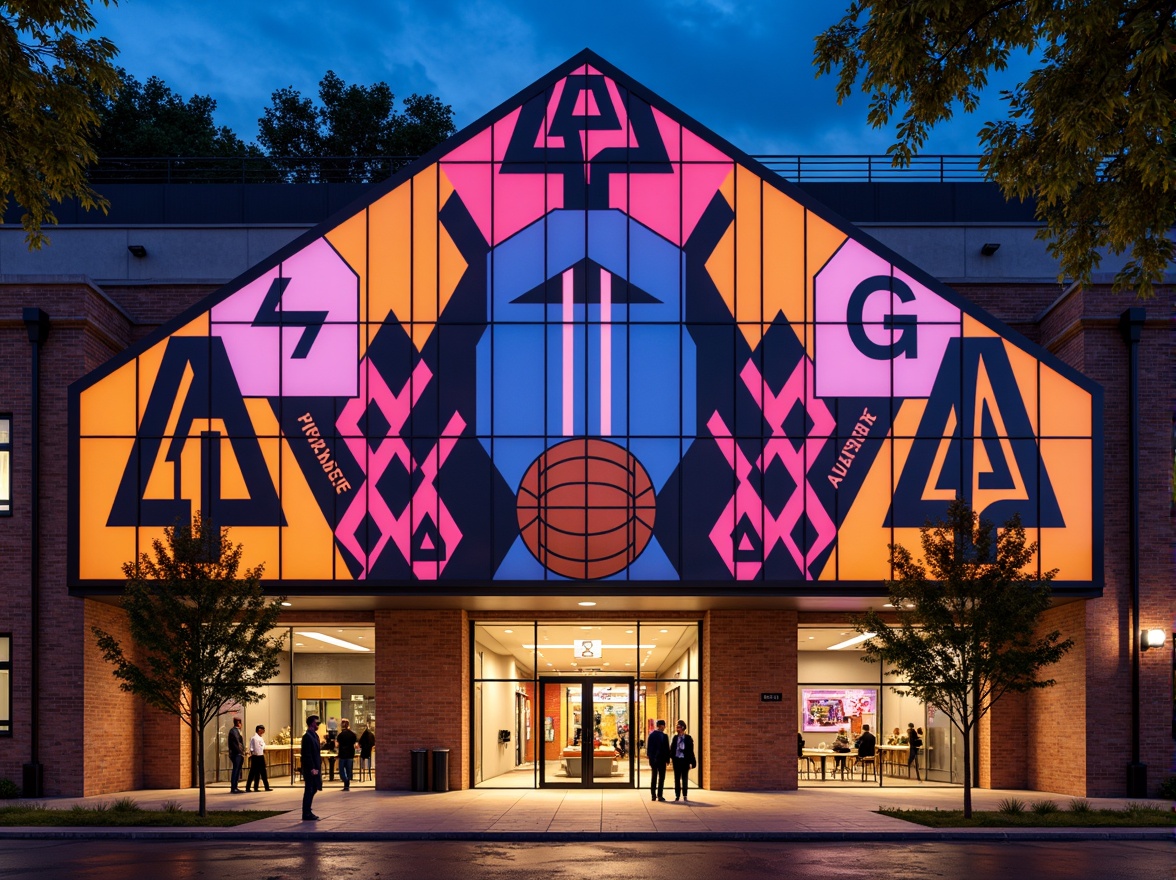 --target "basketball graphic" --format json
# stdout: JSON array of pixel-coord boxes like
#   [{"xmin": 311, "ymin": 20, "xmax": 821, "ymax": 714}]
[{"xmin": 516, "ymin": 439, "xmax": 656, "ymax": 579}]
